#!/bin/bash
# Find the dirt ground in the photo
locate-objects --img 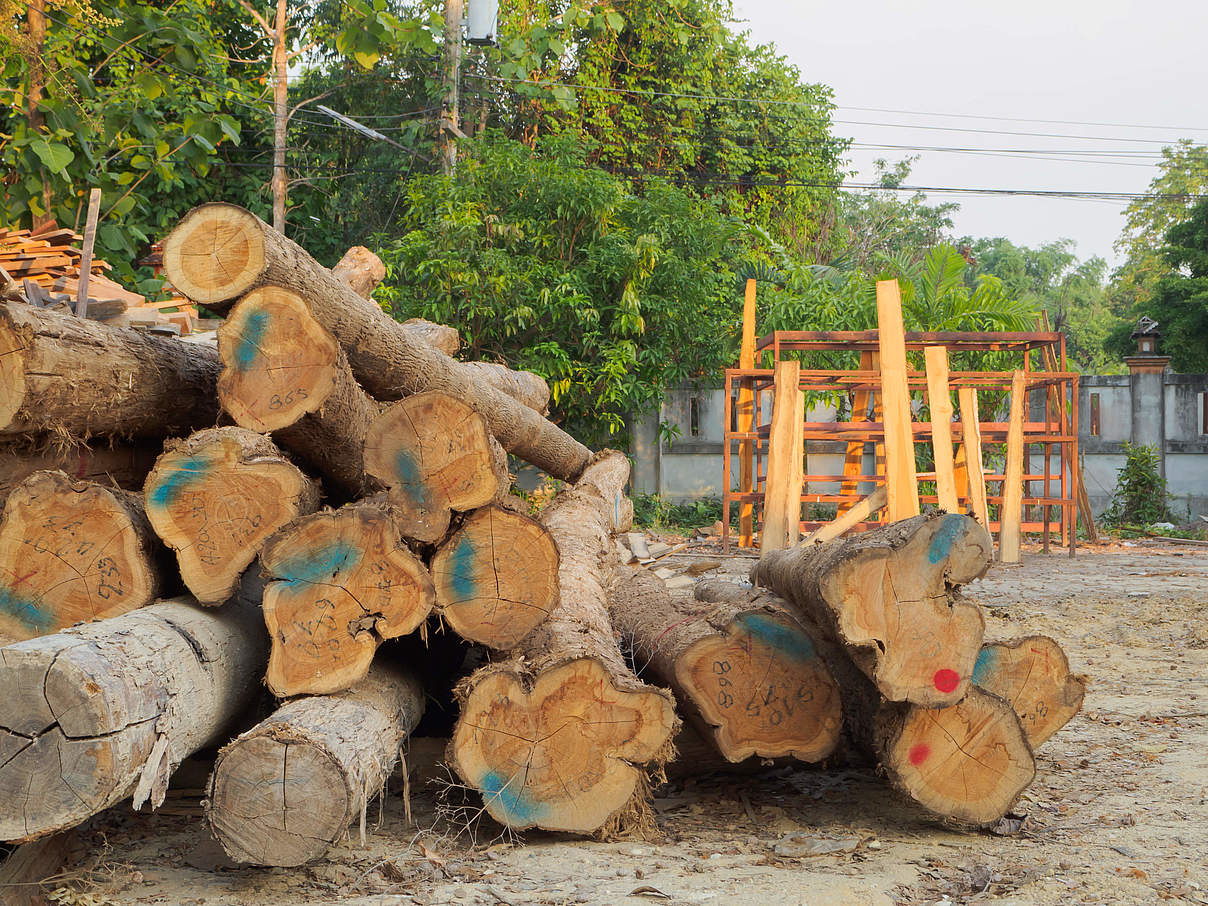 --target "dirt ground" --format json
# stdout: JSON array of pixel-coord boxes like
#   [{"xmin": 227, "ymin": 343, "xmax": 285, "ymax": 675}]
[{"xmin": 32, "ymin": 541, "xmax": 1208, "ymax": 906}]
